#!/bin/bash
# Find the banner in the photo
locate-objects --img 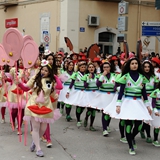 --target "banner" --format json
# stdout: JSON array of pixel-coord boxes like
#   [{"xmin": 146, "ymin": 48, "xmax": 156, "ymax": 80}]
[{"xmin": 141, "ymin": 36, "xmax": 155, "ymax": 53}]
